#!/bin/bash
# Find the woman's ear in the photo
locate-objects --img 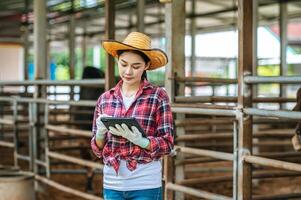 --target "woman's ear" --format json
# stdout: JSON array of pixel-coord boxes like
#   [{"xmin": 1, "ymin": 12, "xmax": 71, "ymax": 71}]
[{"xmin": 145, "ymin": 62, "xmax": 150, "ymax": 70}]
